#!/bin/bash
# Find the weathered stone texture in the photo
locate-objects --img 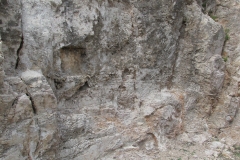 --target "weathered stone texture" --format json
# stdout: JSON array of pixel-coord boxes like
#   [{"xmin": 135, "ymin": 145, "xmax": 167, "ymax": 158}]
[{"xmin": 1, "ymin": 0, "xmax": 240, "ymax": 159}]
